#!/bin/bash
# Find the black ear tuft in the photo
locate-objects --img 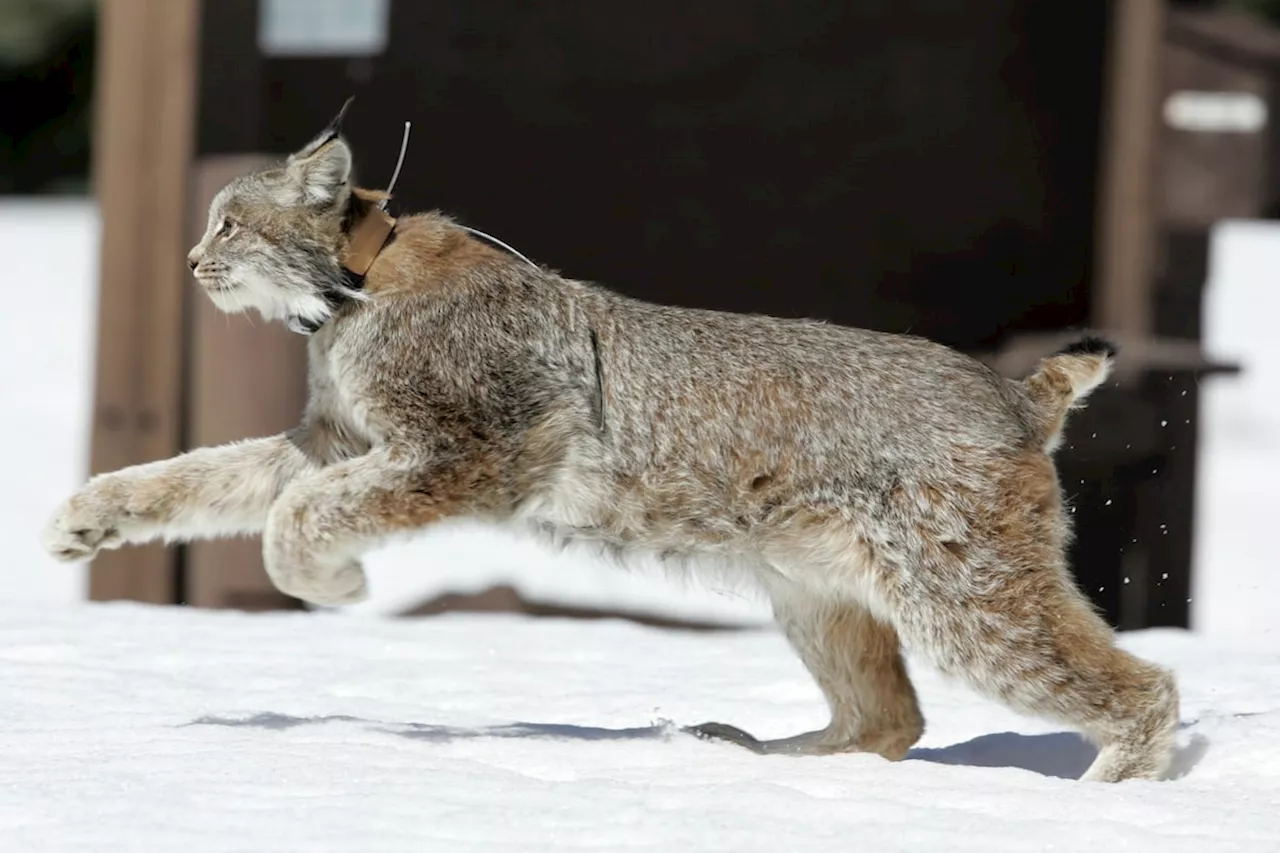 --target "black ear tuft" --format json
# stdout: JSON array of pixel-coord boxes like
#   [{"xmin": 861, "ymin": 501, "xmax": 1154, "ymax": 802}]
[
  {"xmin": 316, "ymin": 95, "xmax": 355, "ymax": 150},
  {"xmin": 331, "ymin": 95, "xmax": 356, "ymax": 130},
  {"xmin": 1056, "ymin": 334, "xmax": 1119, "ymax": 359},
  {"xmin": 288, "ymin": 95, "xmax": 356, "ymax": 165}
]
